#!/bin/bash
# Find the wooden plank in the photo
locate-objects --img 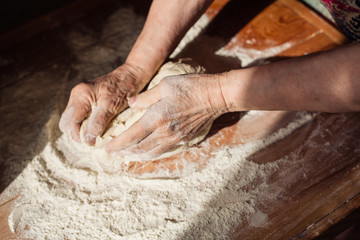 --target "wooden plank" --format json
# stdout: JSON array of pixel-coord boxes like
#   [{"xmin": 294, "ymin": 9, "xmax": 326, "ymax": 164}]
[
  {"xmin": 297, "ymin": 193, "xmax": 360, "ymax": 239},
  {"xmin": 279, "ymin": 32, "xmax": 339, "ymax": 56},
  {"xmin": 224, "ymin": 1, "xmax": 320, "ymax": 51},
  {"xmin": 279, "ymin": 0, "xmax": 348, "ymax": 45},
  {"xmin": 0, "ymin": 0, "xmax": 358, "ymax": 239},
  {"xmin": 205, "ymin": 0, "xmax": 231, "ymax": 19},
  {"xmin": 222, "ymin": 0, "xmax": 347, "ymax": 57},
  {"xmin": 0, "ymin": 195, "xmax": 20, "ymax": 239},
  {"xmin": 231, "ymin": 113, "xmax": 360, "ymax": 239}
]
